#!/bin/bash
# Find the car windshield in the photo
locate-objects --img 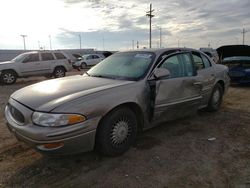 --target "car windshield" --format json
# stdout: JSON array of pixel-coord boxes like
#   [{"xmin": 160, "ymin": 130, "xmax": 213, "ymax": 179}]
[
  {"xmin": 82, "ymin": 55, "xmax": 89, "ymax": 59},
  {"xmin": 87, "ymin": 51, "xmax": 155, "ymax": 81},
  {"xmin": 11, "ymin": 53, "xmax": 27, "ymax": 62}
]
